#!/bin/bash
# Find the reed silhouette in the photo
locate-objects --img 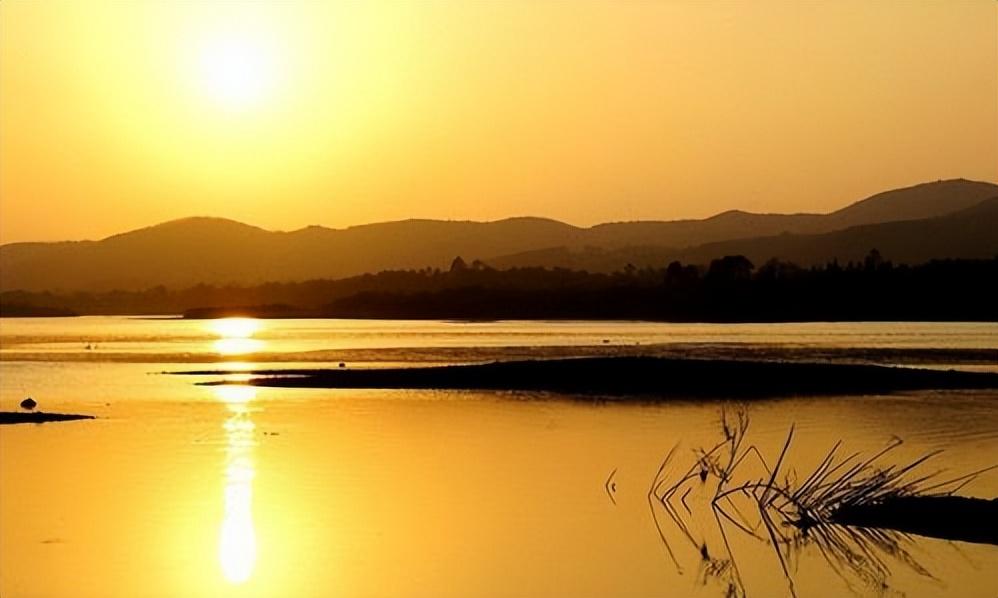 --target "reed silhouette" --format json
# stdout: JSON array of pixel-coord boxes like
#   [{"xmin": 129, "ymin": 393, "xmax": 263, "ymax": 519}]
[{"xmin": 643, "ymin": 408, "xmax": 997, "ymax": 597}]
